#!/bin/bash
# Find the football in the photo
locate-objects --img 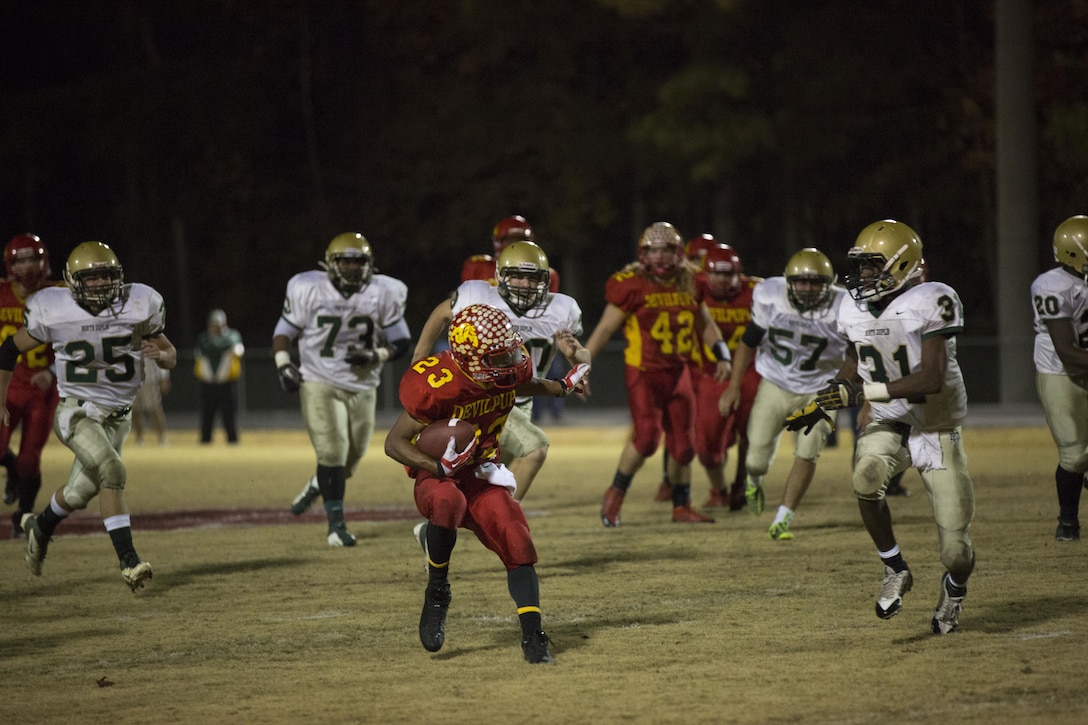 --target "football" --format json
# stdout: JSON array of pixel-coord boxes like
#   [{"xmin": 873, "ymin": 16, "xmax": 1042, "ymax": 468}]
[{"xmin": 415, "ymin": 418, "xmax": 478, "ymax": 459}]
